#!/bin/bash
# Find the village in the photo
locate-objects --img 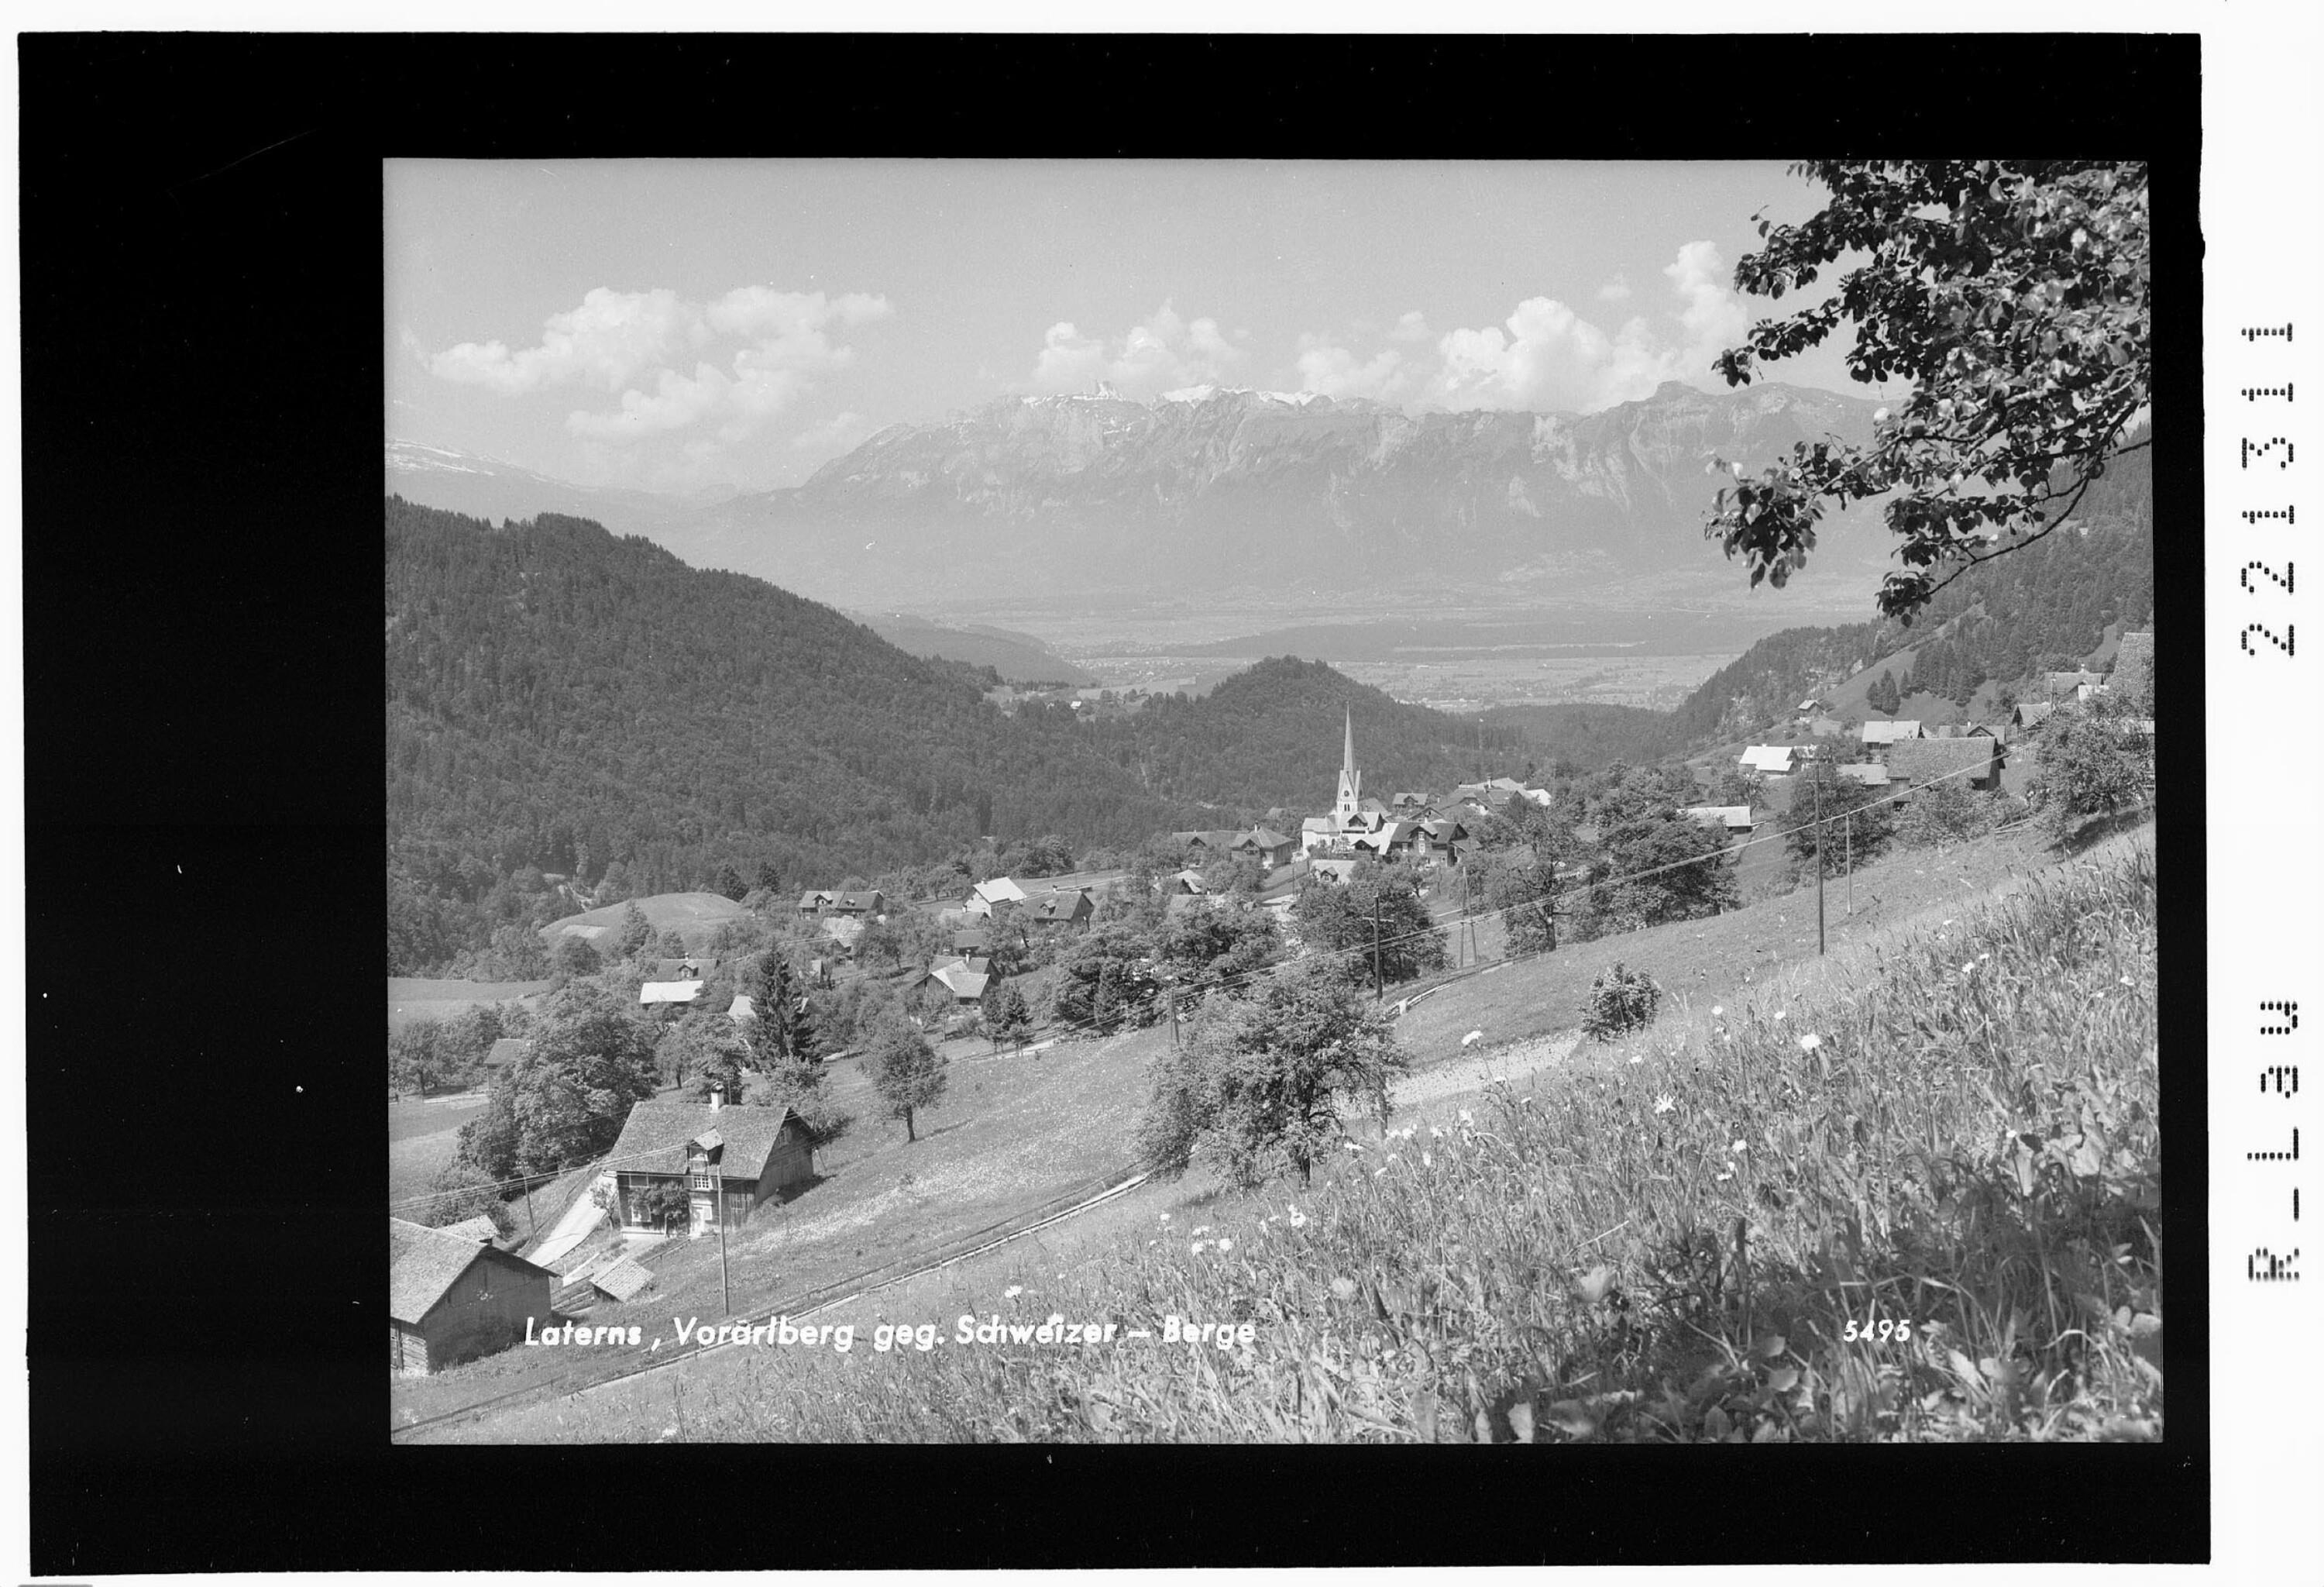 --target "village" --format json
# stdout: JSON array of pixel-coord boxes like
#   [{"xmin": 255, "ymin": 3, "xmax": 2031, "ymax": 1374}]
[{"xmin": 389, "ymin": 633, "xmax": 2154, "ymax": 1382}]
